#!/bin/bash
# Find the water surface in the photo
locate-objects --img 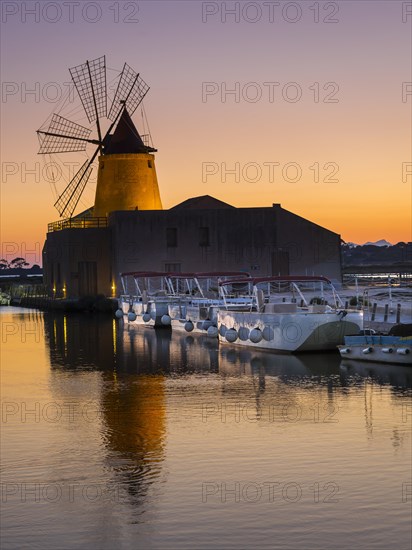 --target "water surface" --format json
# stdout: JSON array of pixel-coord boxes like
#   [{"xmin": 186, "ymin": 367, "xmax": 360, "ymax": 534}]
[{"xmin": 1, "ymin": 308, "xmax": 411, "ymax": 549}]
